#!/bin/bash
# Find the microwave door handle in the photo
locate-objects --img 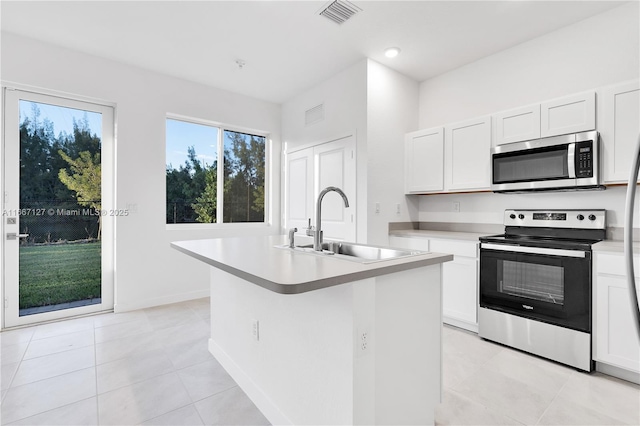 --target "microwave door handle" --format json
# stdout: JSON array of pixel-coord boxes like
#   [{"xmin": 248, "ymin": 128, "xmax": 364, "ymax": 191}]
[{"xmin": 567, "ymin": 143, "xmax": 576, "ymax": 178}]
